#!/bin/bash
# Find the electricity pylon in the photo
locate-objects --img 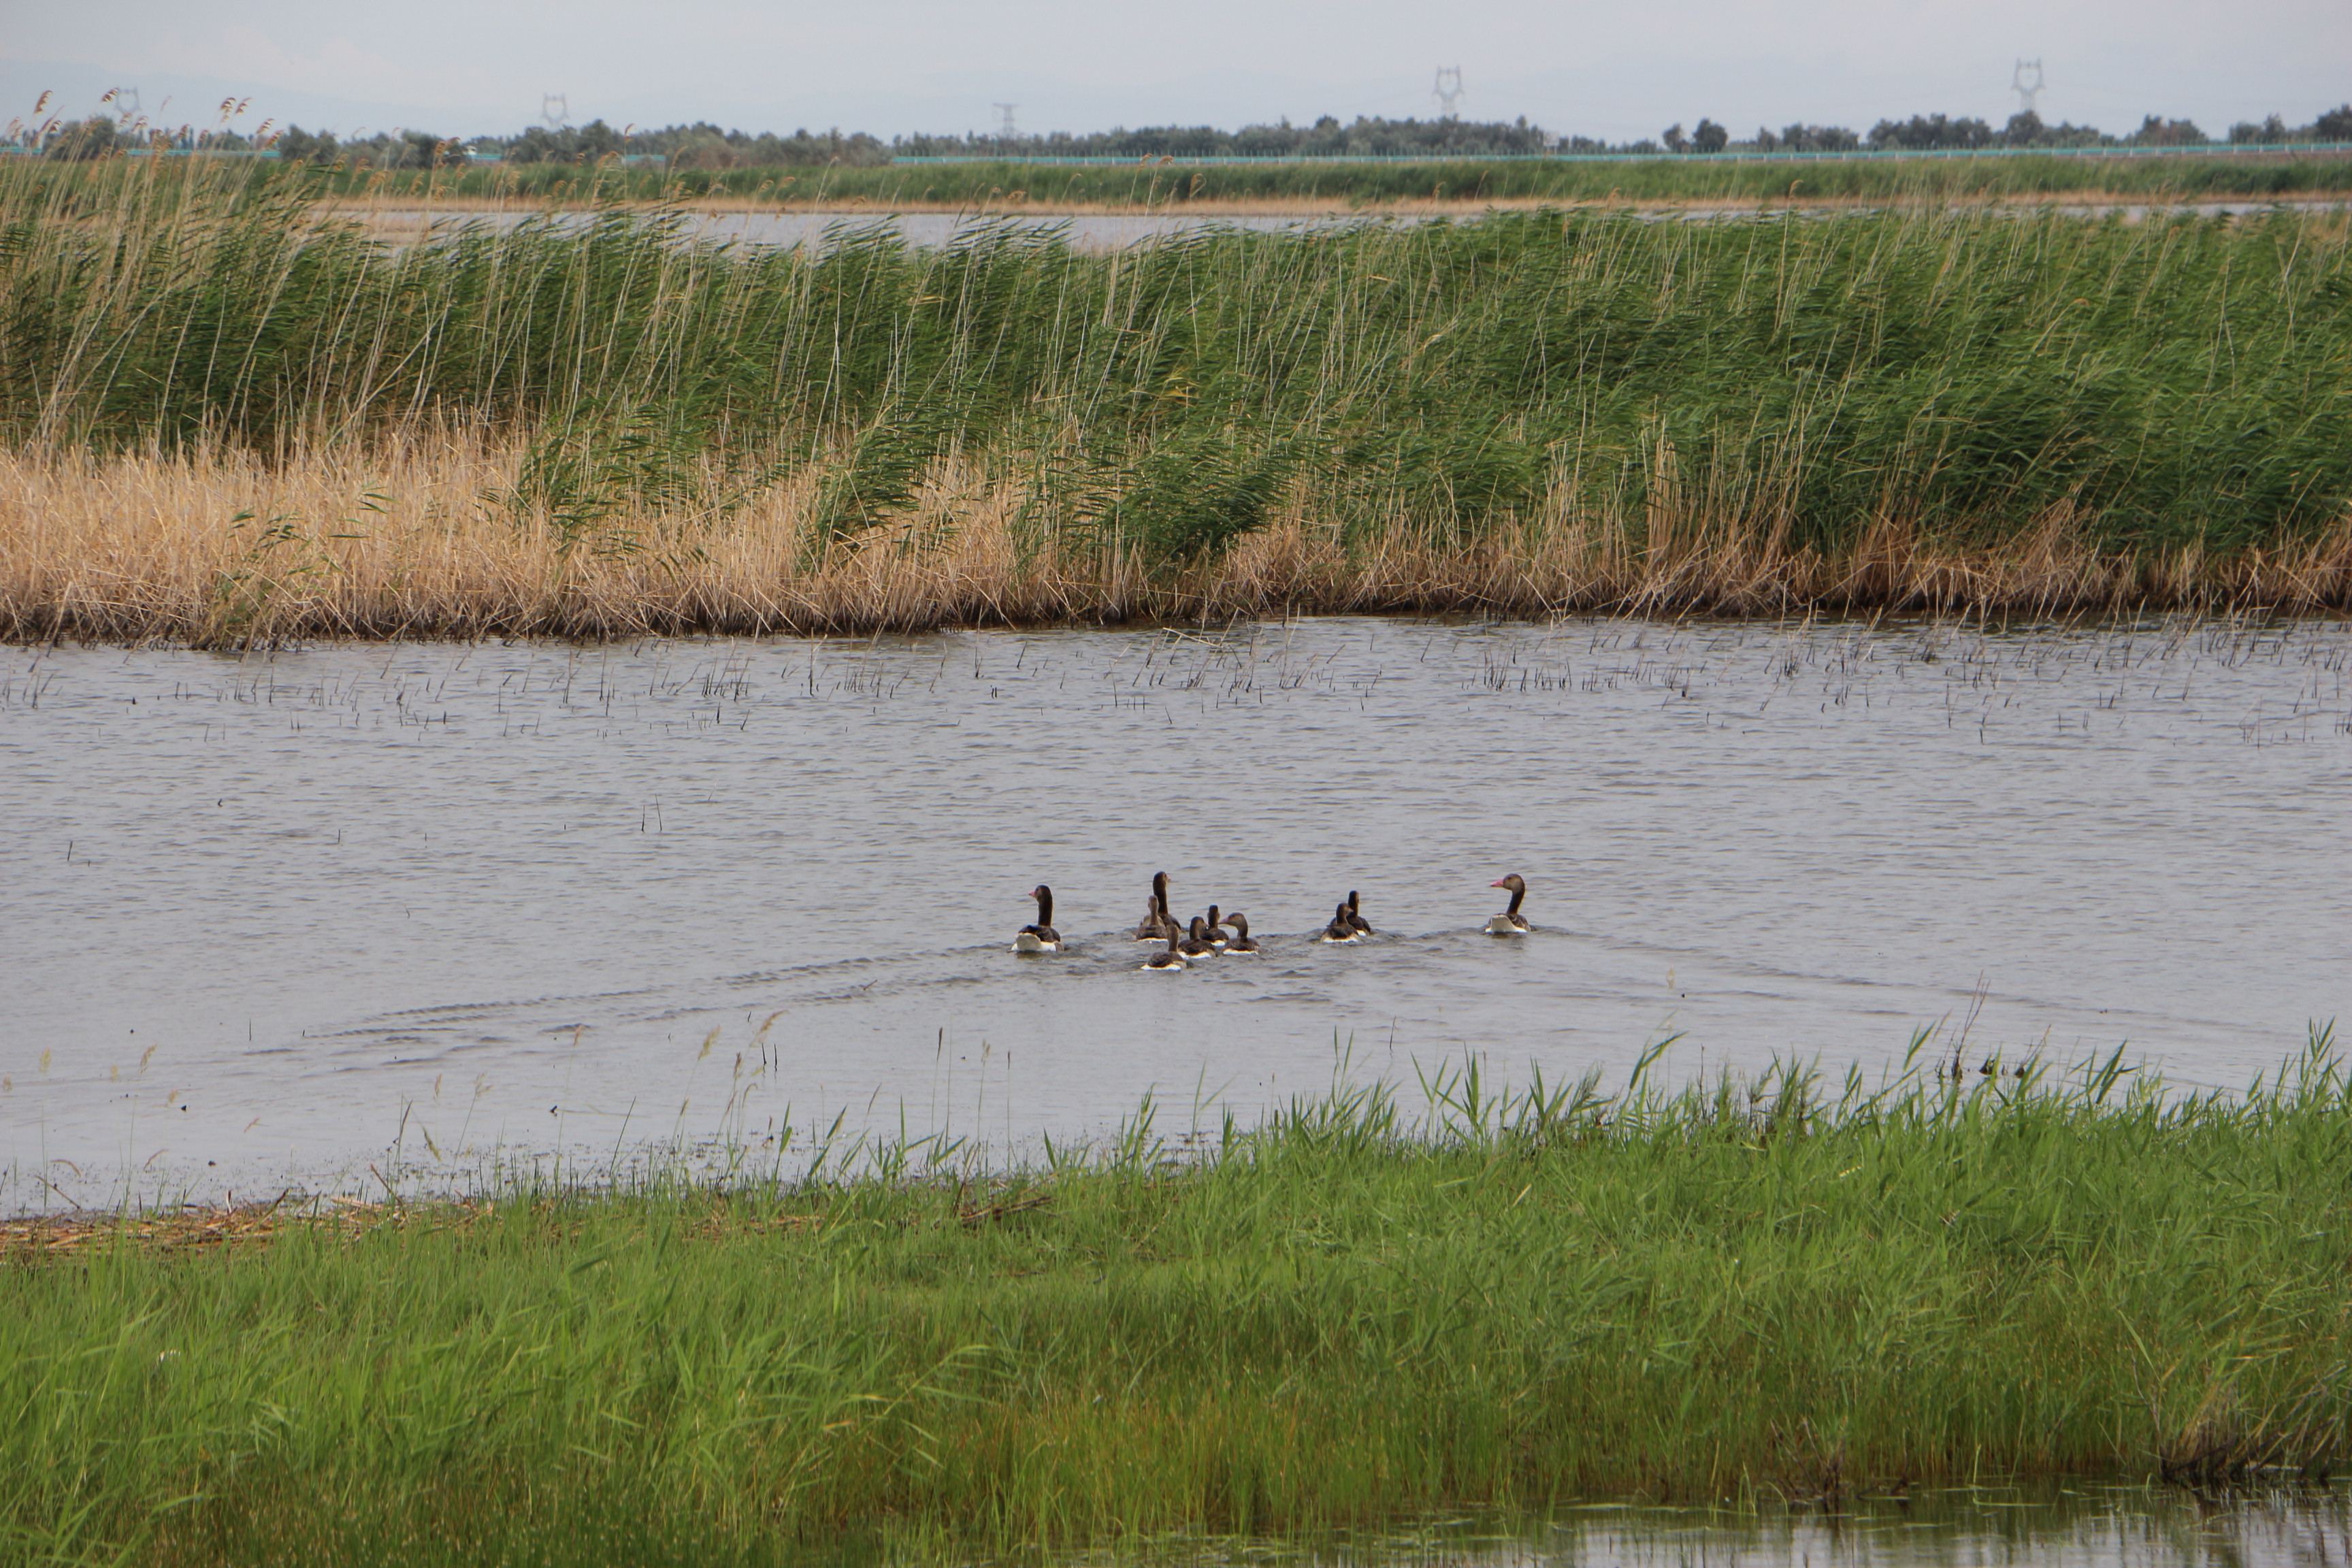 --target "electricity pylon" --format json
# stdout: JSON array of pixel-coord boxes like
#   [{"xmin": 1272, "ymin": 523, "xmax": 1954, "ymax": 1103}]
[
  {"xmin": 1433, "ymin": 67, "xmax": 1464, "ymax": 118},
  {"xmin": 2011, "ymin": 60, "xmax": 2044, "ymax": 118}
]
